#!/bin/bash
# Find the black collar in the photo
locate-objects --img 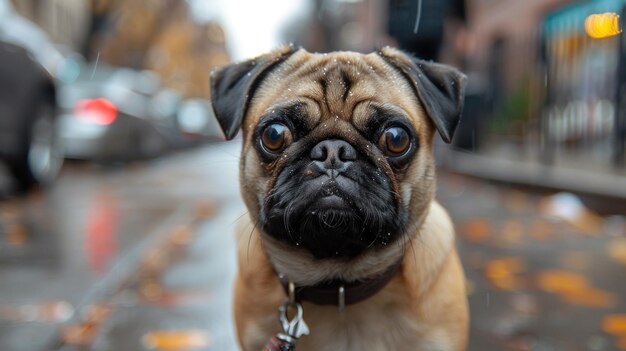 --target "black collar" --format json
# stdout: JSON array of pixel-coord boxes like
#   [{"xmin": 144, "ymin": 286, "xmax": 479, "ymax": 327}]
[{"xmin": 278, "ymin": 259, "xmax": 403, "ymax": 308}]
